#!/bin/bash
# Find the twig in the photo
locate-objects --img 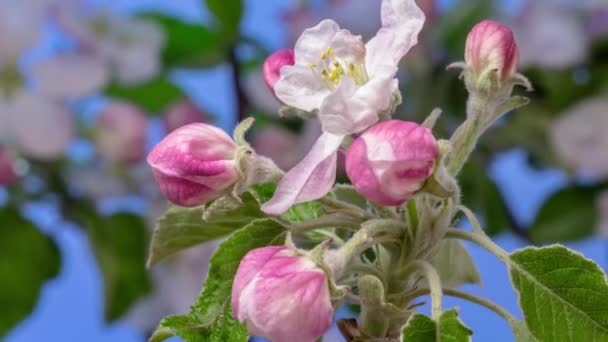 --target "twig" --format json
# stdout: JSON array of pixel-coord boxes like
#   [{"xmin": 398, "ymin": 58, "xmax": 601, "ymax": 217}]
[{"xmin": 228, "ymin": 46, "xmax": 249, "ymax": 122}]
